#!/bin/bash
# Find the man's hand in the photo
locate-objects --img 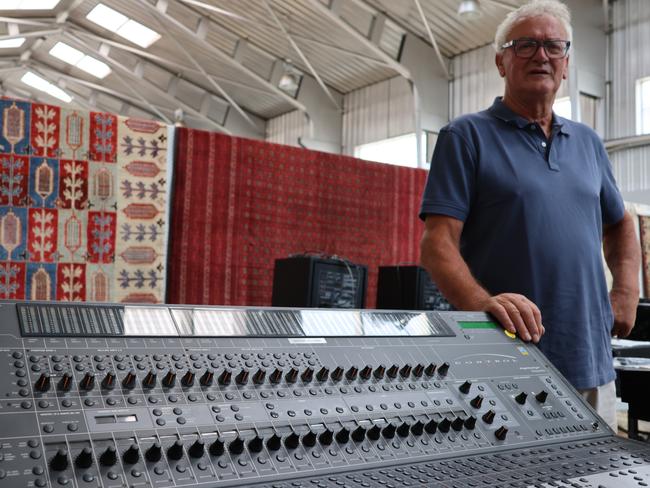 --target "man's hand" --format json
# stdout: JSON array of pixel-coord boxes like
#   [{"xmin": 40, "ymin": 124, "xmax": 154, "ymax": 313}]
[
  {"xmin": 610, "ymin": 288, "xmax": 638, "ymax": 338},
  {"xmin": 480, "ymin": 293, "xmax": 545, "ymax": 343}
]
